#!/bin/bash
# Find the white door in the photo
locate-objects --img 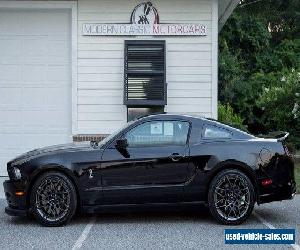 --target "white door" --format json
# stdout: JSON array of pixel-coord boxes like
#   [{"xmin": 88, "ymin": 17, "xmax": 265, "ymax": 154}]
[{"xmin": 0, "ymin": 9, "xmax": 72, "ymax": 176}]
